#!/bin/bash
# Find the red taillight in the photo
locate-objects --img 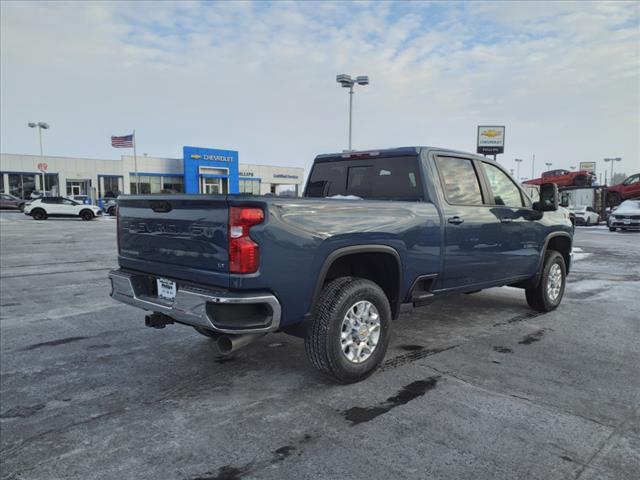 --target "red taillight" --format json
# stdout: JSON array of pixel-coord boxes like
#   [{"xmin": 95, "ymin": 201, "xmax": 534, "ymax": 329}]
[{"xmin": 229, "ymin": 206, "xmax": 264, "ymax": 274}]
